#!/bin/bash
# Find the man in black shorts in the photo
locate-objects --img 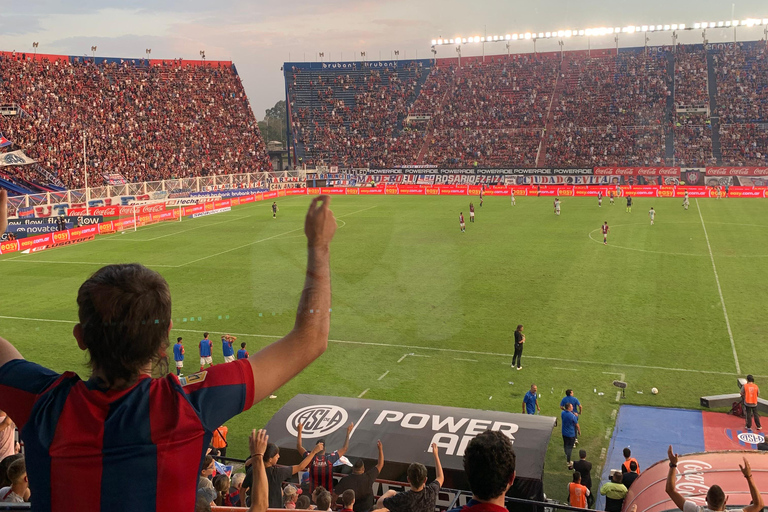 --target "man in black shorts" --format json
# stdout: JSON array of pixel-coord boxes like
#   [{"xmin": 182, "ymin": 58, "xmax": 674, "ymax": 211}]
[
  {"xmin": 626, "ymin": 195, "xmax": 632, "ymax": 213},
  {"xmin": 272, "ymin": 202, "xmax": 278, "ymax": 218},
  {"xmin": 512, "ymin": 324, "xmax": 525, "ymax": 370}
]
